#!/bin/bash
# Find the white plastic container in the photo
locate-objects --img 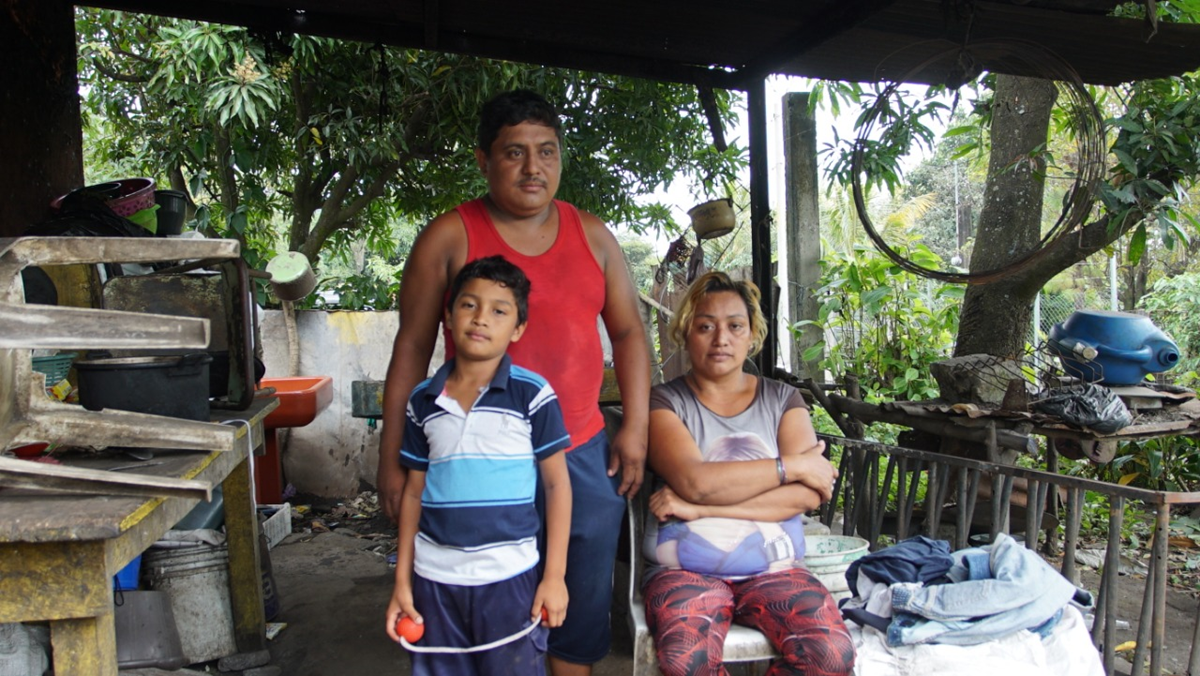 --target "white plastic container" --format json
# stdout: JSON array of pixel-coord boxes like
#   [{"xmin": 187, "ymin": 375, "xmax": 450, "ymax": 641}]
[
  {"xmin": 803, "ymin": 535, "xmax": 870, "ymax": 601},
  {"xmin": 143, "ymin": 543, "xmax": 236, "ymax": 664}
]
